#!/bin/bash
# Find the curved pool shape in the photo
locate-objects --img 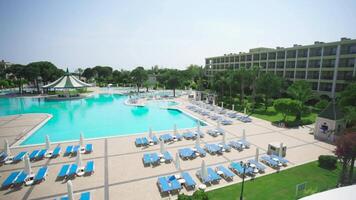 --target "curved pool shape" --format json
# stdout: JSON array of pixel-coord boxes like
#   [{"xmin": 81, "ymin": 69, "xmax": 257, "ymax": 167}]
[{"xmin": 0, "ymin": 94, "xmax": 205, "ymax": 146}]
